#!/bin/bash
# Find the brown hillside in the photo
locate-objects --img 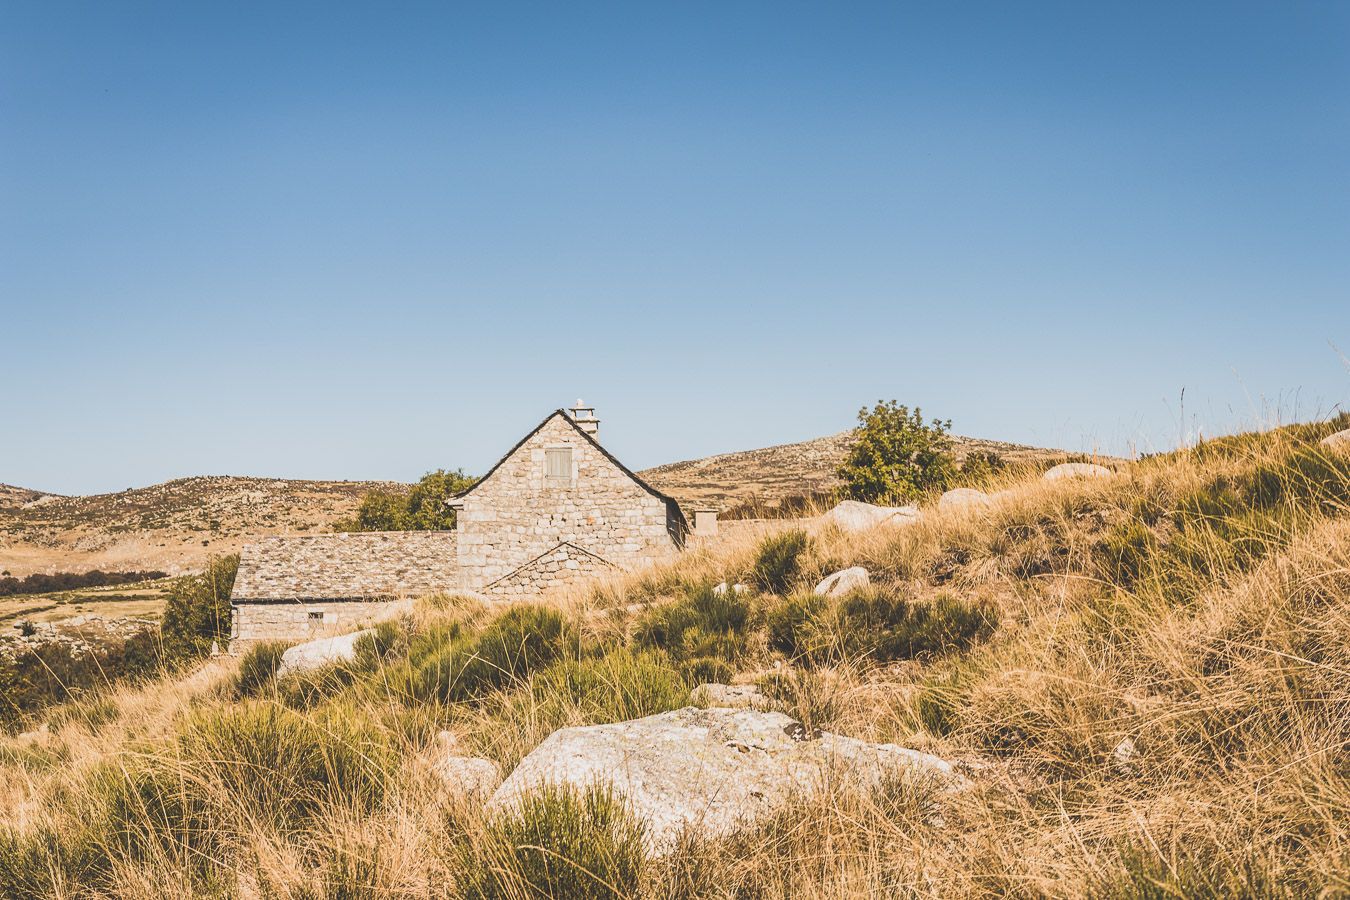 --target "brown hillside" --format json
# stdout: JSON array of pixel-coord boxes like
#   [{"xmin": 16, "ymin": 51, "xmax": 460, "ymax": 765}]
[
  {"xmin": 639, "ymin": 430, "xmax": 1075, "ymax": 509},
  {"xmin": 1, "ymin": 430, "xmax": 1077, "ymax": 576},
  {"xmin": 0, "ymin": 476, "xmax": 401, "ymax": 577}
]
